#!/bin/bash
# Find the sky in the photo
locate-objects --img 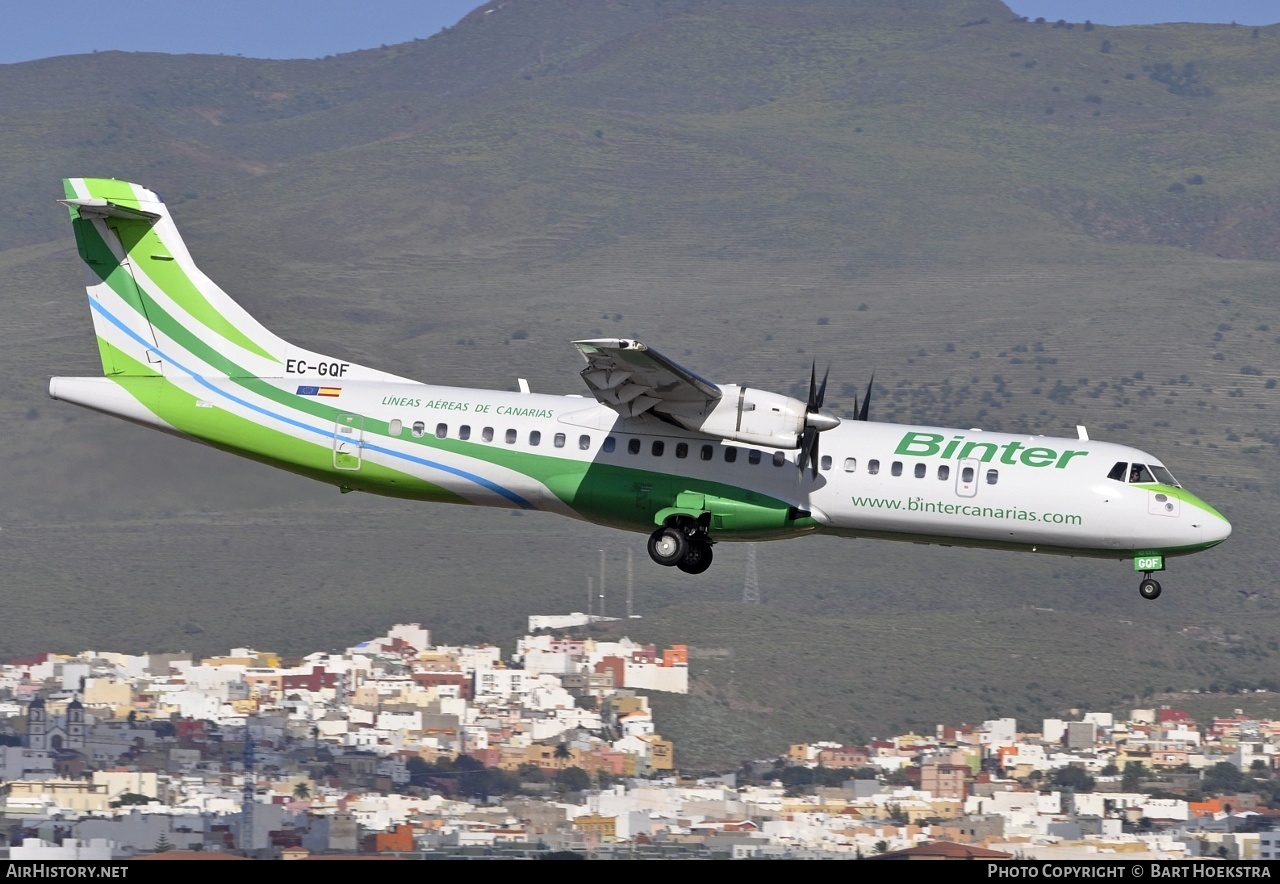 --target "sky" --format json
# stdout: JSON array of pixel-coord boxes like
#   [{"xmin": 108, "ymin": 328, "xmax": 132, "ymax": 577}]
[{"xmin": 2, "ymin": 1, "xmax": 1277, "ymax": 65}]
